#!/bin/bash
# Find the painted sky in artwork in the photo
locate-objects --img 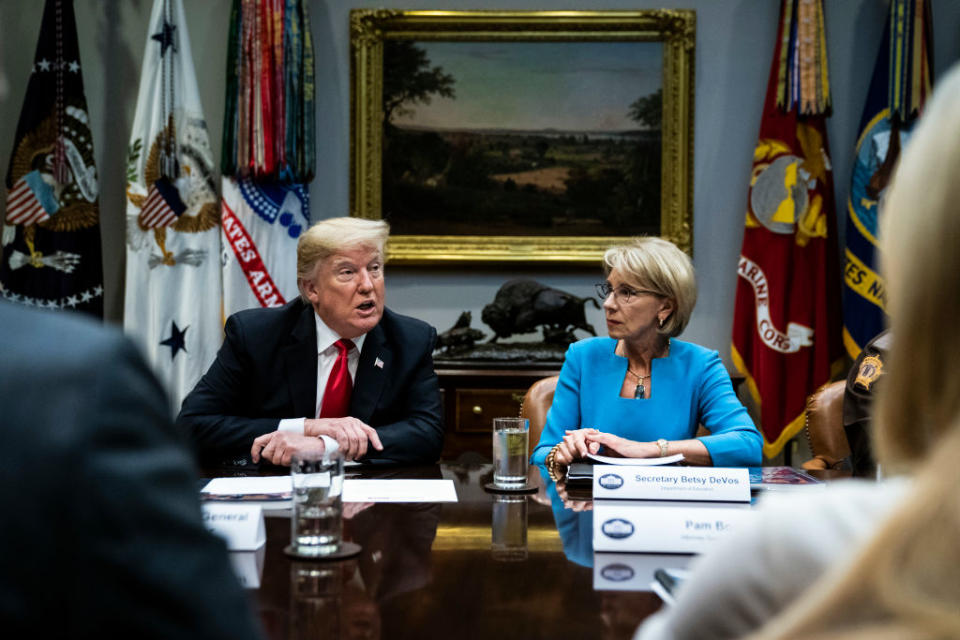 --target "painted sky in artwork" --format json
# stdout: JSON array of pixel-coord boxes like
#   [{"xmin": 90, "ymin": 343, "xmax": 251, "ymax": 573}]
[{"xmin": 391, "ymin": 41, "xmax": 662, "ymax": 132}]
